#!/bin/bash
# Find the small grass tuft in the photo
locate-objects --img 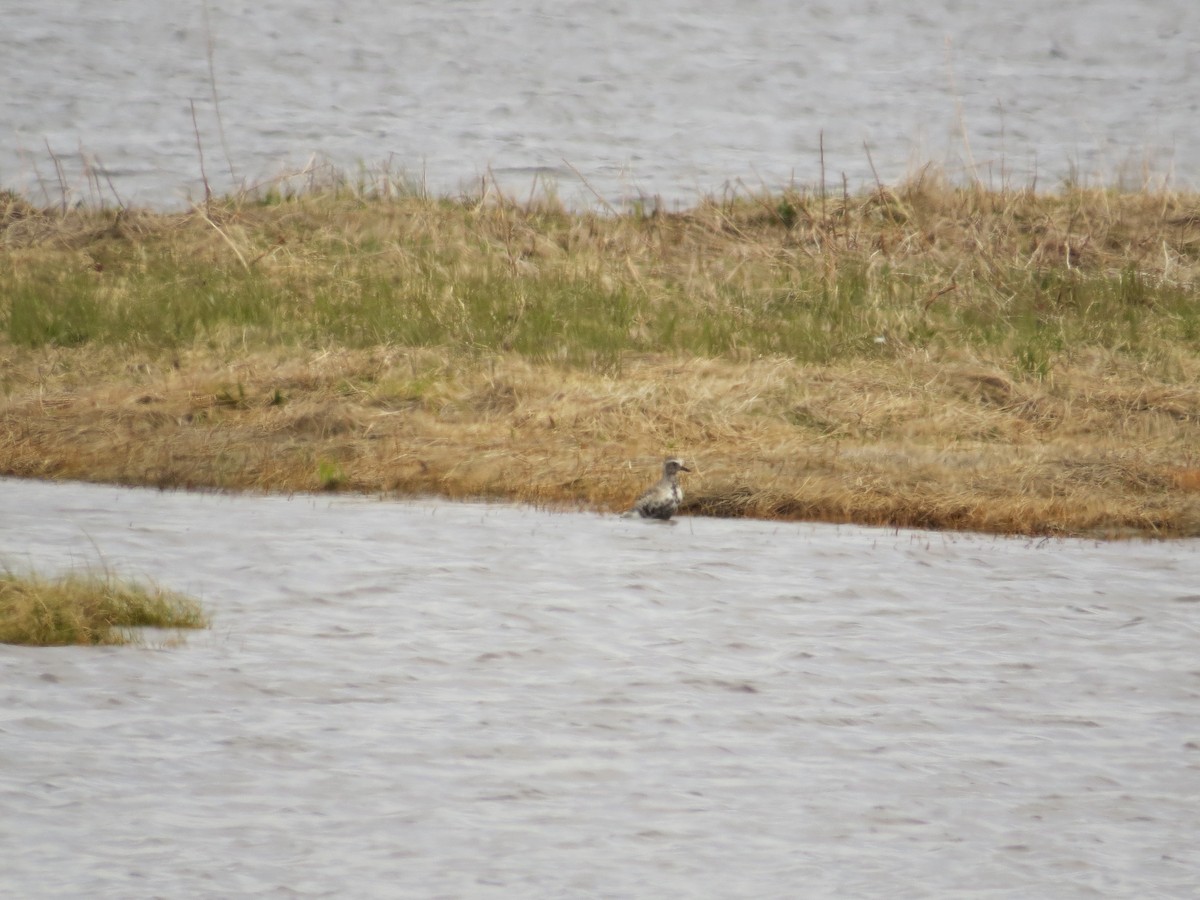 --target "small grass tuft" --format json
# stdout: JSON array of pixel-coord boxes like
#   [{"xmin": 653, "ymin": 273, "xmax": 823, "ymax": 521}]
[
  {"xmin": 0, "ymin": 568, "xmax": 208, "ymax": 646},
  {"xmin": 214, "ymin": 381, "xmax": 249, "ymax": 408},
  {"xmin": 317, "ymin": 458, "xmax": 345, "ymax": 490}
]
